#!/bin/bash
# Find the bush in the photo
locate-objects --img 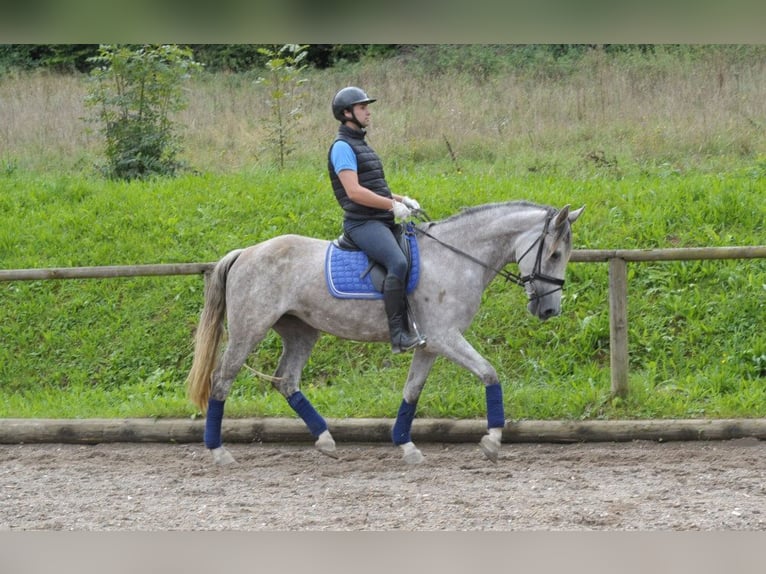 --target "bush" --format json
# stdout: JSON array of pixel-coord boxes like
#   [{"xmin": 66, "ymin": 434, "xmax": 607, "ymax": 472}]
[{"xmin": 85, "ymin": 44, "xmax": 202, "ymax": 180}]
